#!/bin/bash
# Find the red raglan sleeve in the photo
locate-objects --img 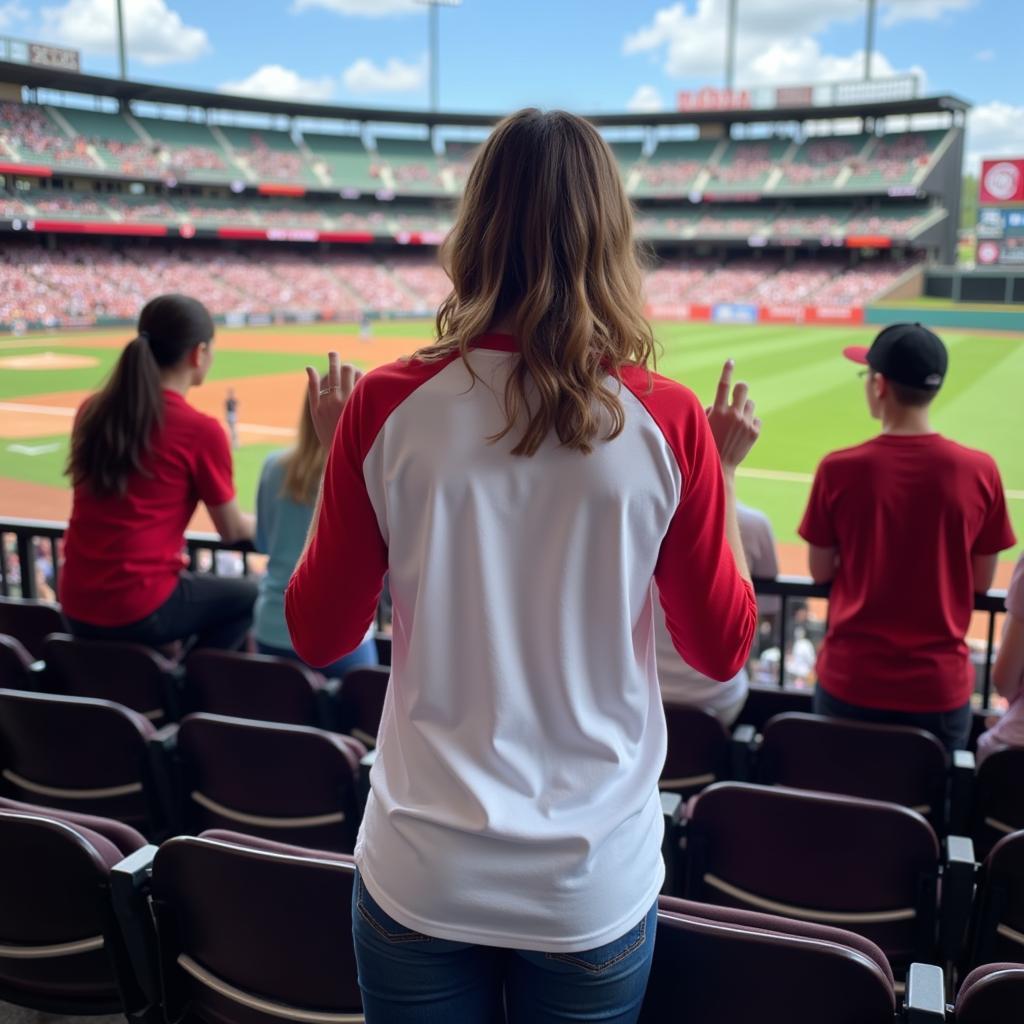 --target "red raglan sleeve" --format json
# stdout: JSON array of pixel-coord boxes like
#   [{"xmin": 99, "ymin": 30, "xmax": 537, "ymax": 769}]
[
  {"xmin": 645, "ymin": 376, "xmax": 758, "ymax": 682},
  {"xmin": 285, "ymin": 375, "xmax": 389, "ymax": 668}
]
